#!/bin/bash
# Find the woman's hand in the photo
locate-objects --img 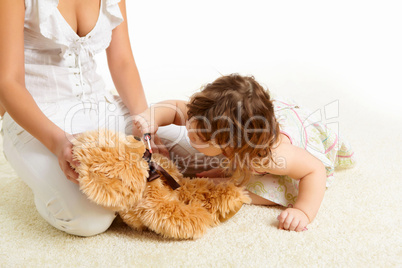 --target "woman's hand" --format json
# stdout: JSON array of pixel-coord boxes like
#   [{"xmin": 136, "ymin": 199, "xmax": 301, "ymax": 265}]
[
  {"xmin": 53, "ymin": 133, "xmax": 80, "ymax": 184},
  {"xmin": 277, "ymin": 207, "xmax": 309, "ymax": 232}
]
